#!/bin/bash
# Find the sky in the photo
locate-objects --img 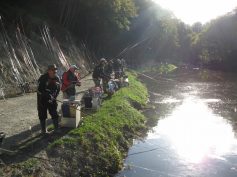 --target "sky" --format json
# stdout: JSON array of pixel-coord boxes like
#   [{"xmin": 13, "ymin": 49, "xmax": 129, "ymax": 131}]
[{"xmin": 153, "ymin": 0, "xmax": 237, "ymax": 24}]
